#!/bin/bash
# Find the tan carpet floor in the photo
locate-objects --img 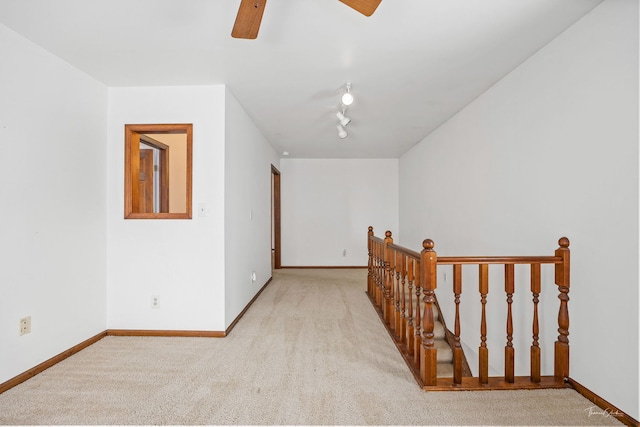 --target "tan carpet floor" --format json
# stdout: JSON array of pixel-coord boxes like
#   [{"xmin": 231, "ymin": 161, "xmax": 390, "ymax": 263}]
[{"xmin": 0, "ymin": 269, "xmax": 624, "ymax": 425}]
